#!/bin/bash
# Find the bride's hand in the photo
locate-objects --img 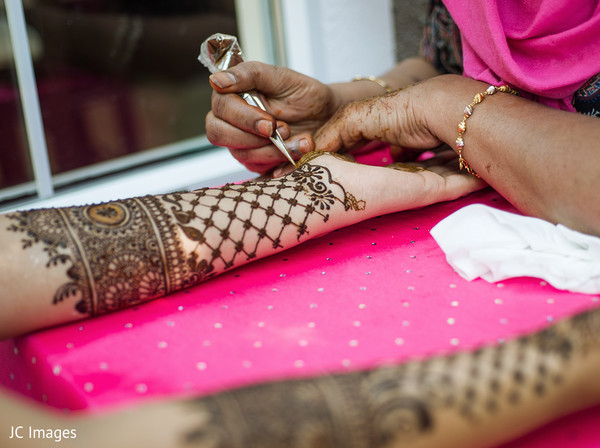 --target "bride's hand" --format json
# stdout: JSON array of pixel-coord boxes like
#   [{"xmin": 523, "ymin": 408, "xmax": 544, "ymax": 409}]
[{"xmin": 299, "ymin": 150, "xmax": 487, "ymax": 218}]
